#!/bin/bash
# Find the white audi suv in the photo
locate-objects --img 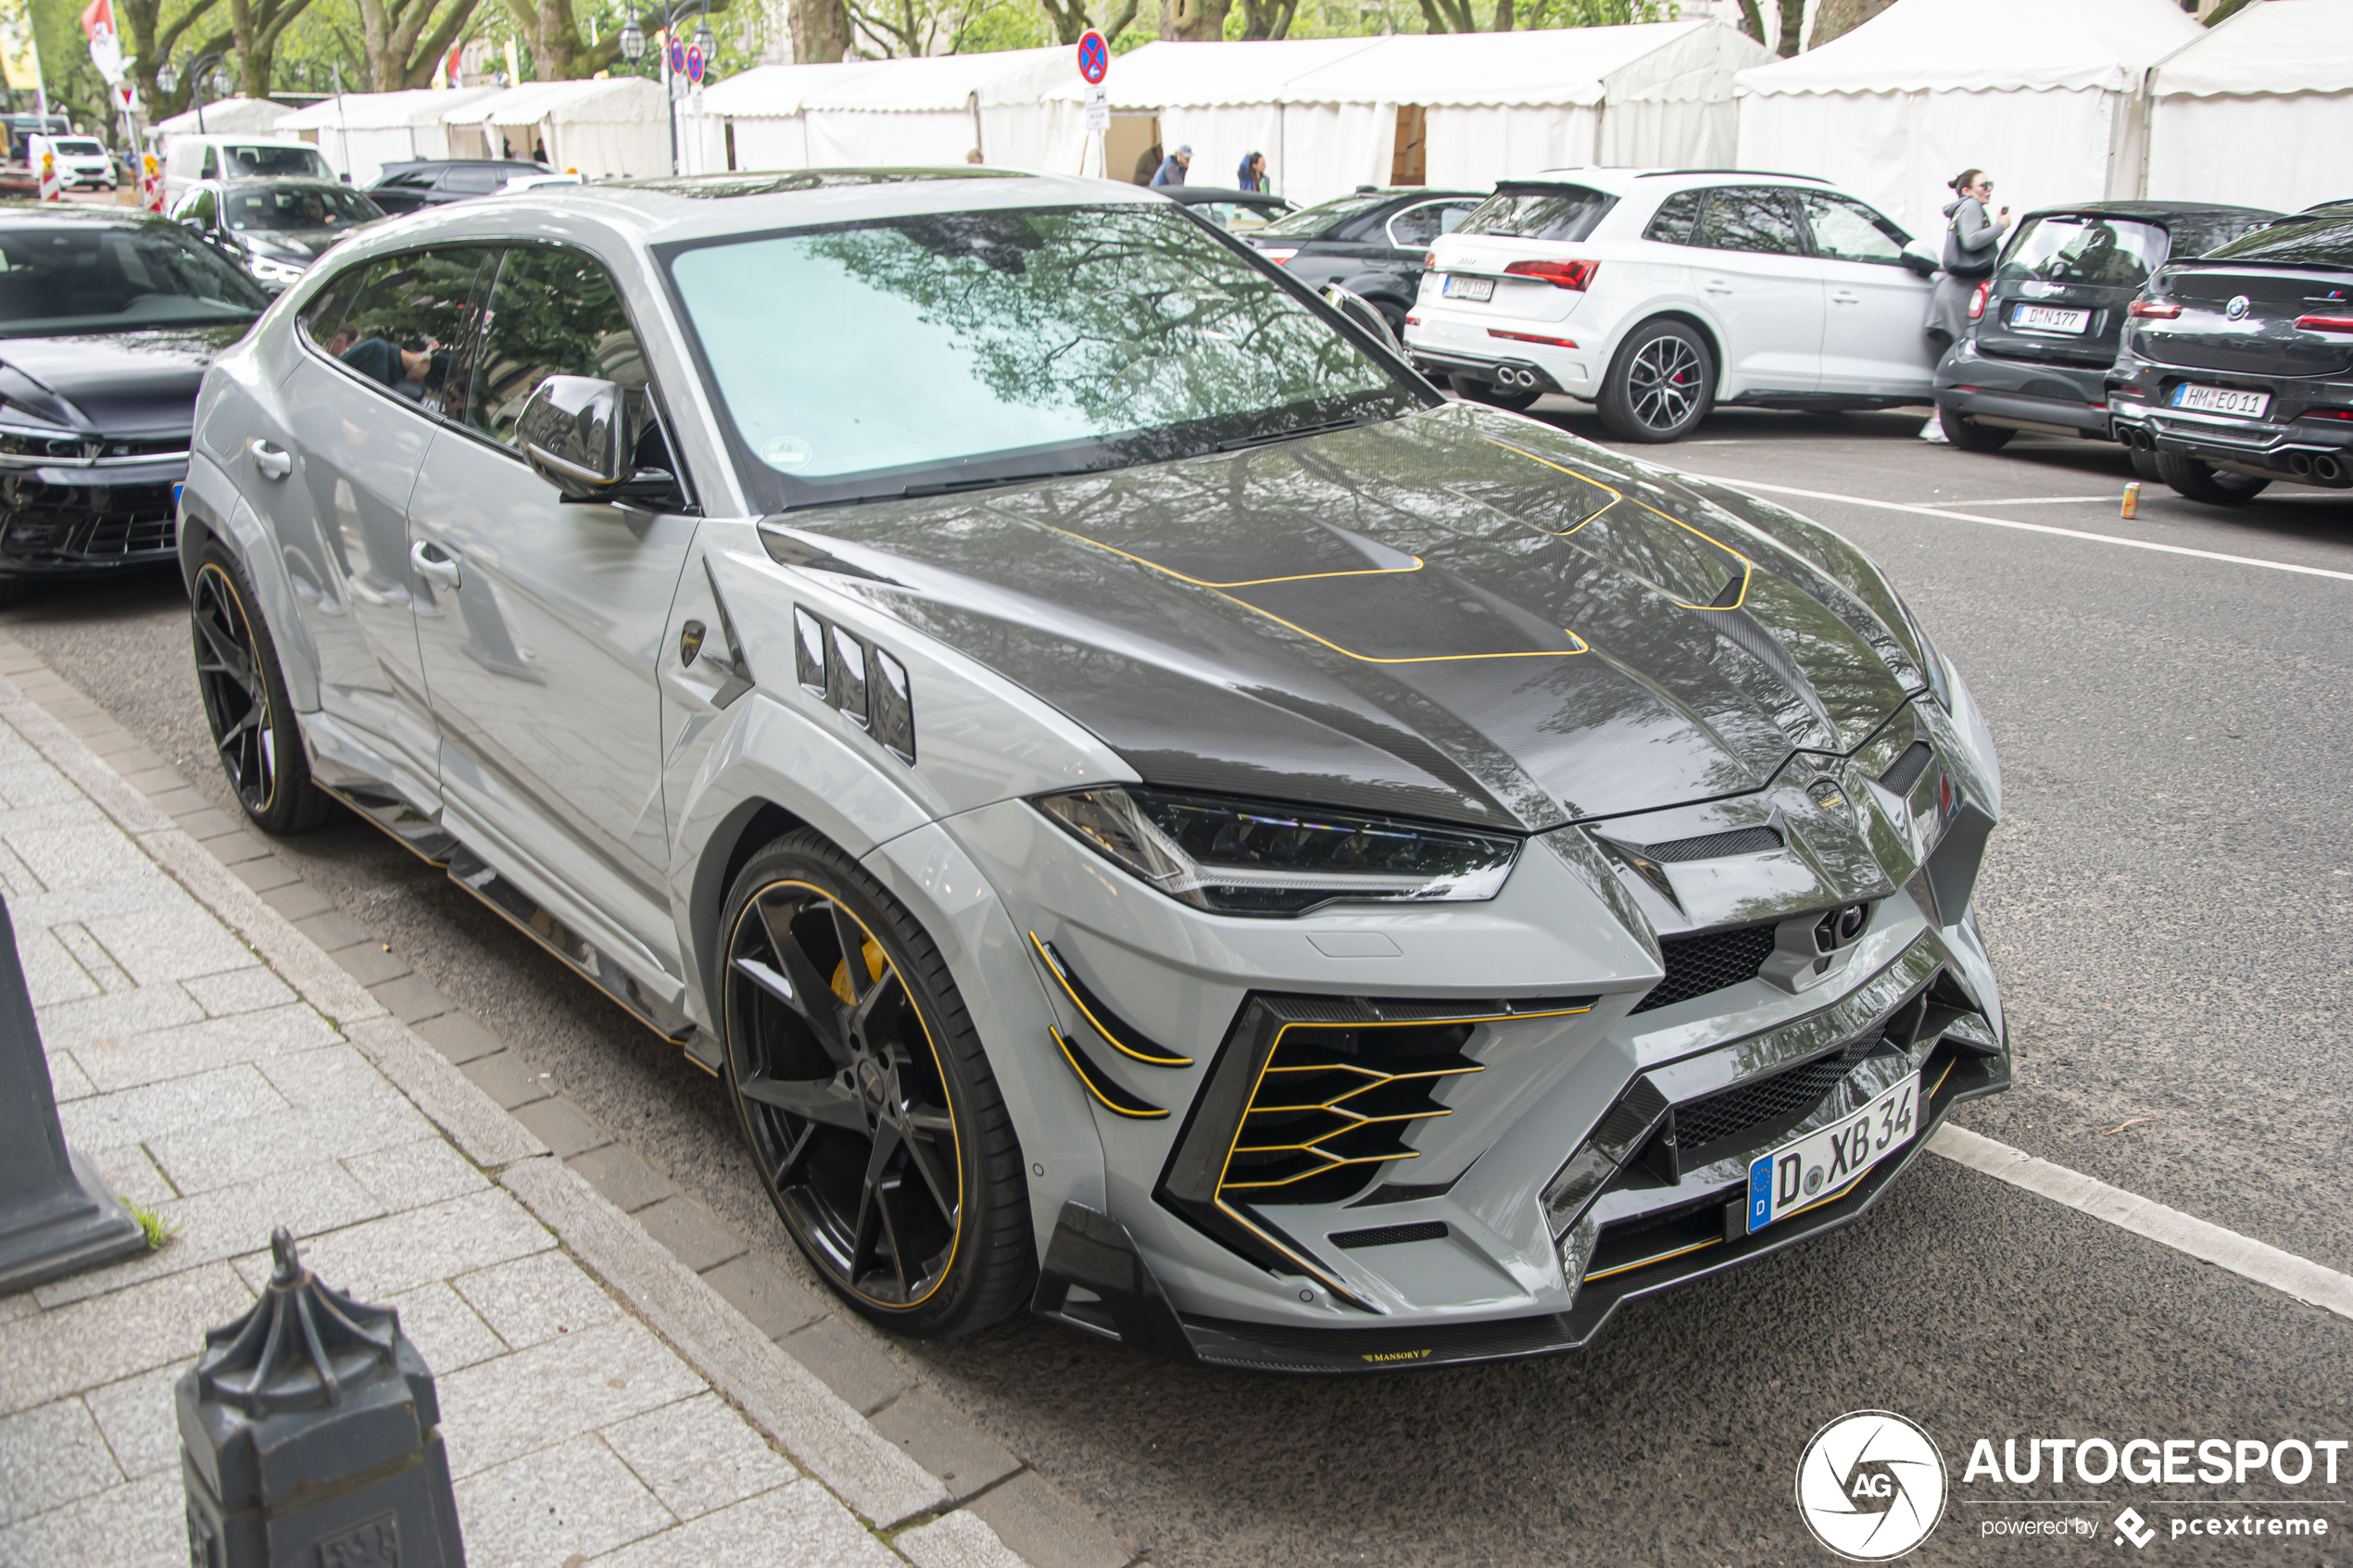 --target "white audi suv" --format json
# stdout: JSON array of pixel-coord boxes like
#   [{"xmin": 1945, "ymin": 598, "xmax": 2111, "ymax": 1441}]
[{"xmin": 1406, "ymin": 169, "xmax": 1944, "ymax": 442}]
